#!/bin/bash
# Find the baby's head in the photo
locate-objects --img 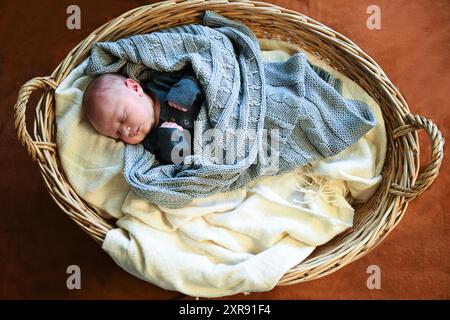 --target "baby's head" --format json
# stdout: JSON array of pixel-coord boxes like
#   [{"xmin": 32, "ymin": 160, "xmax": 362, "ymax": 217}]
[{"xmin": 82, "ymin": 73, "xmax": 159, "ymax": 144}]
